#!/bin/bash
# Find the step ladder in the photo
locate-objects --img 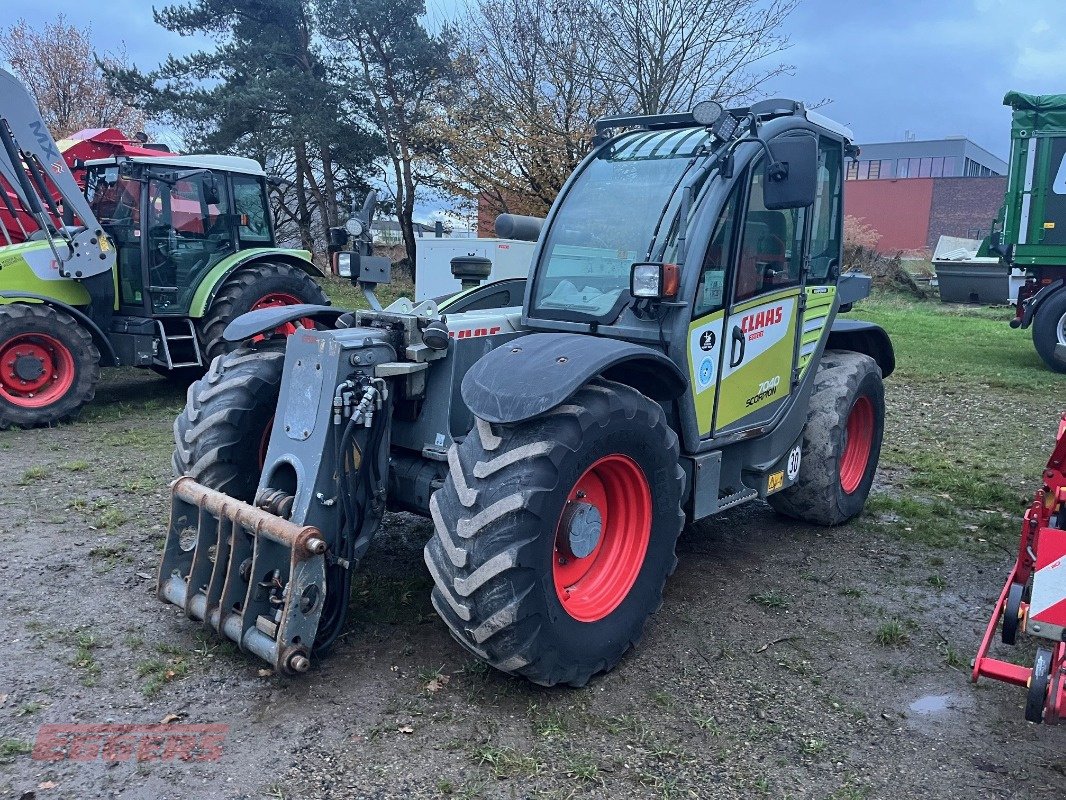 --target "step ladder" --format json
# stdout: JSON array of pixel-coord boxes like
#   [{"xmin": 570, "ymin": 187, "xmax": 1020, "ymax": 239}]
[
  {"xmin": 154, "ymin": 318, "xmax": 204, "ymax": 370},
  {"xmin": 716, "ymin": 486, "xmax": 758, "ymax": 513}
]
